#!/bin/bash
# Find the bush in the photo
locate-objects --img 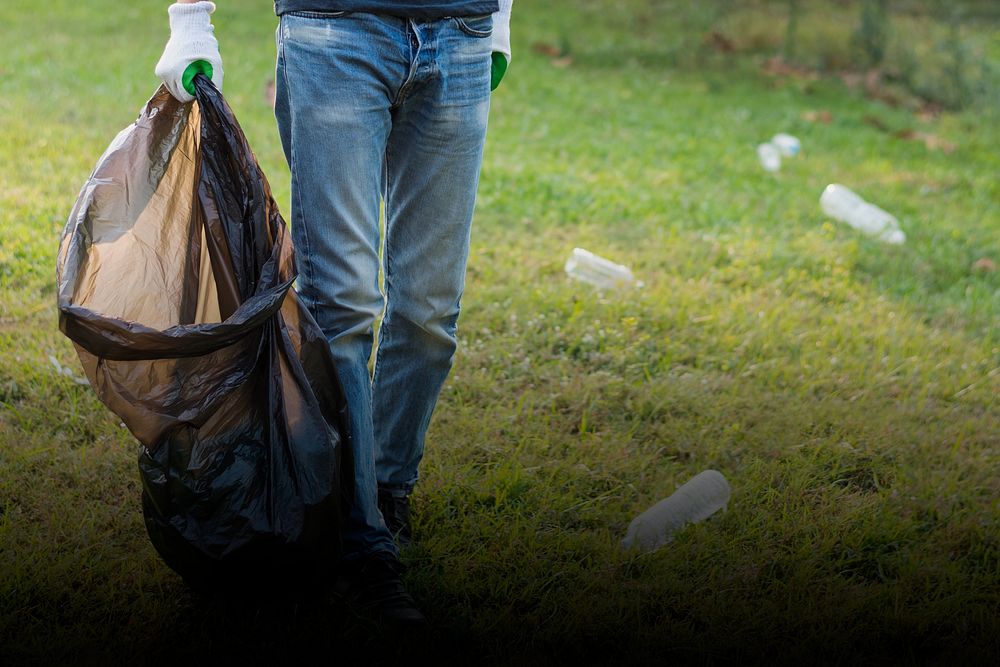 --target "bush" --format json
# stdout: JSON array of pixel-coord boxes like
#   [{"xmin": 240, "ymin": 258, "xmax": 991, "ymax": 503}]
[
  {"xmin": 854, "ymin": 0, "xmax": 890, "ymax": 67},
  {"xmin": 714, "ymin": 0, "xmax": 999, "ymax": 110}
]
